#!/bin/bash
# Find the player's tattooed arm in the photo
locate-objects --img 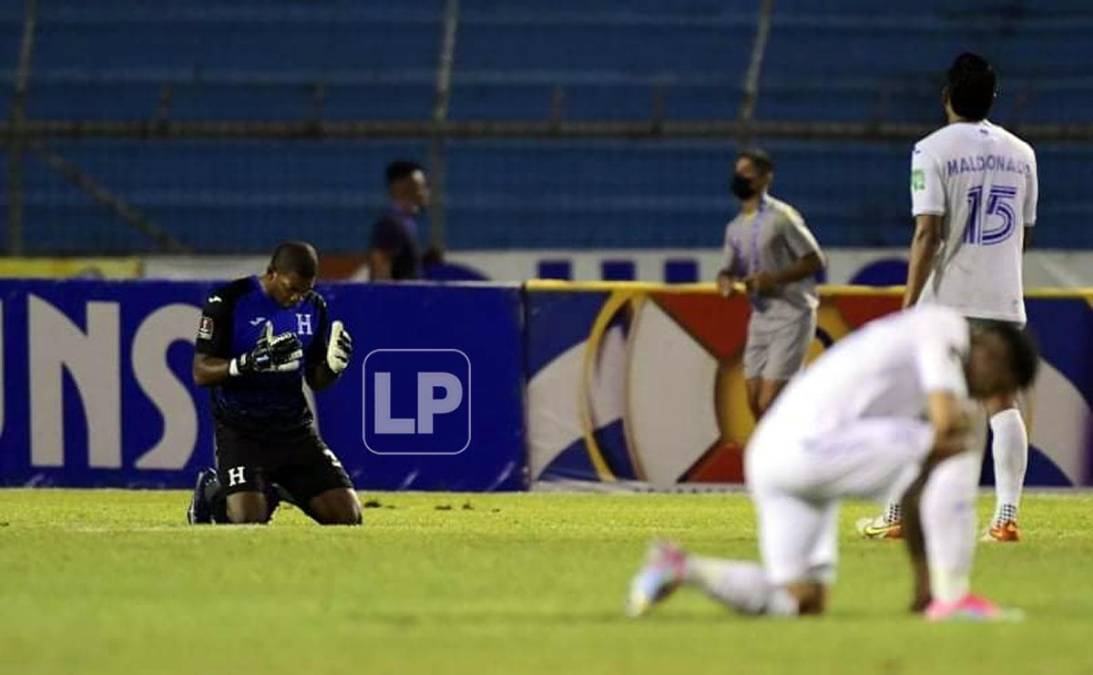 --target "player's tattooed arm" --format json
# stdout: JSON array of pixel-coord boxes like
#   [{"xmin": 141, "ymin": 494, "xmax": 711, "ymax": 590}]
[{"xmin": 902, "ymin": 214, "xmax": 942, "ymax": 308}]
